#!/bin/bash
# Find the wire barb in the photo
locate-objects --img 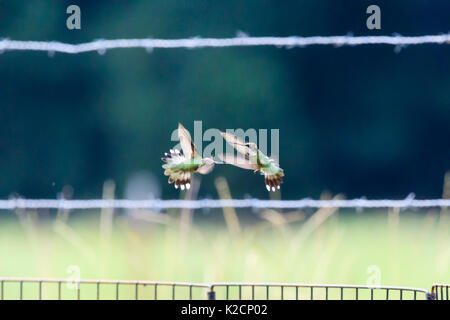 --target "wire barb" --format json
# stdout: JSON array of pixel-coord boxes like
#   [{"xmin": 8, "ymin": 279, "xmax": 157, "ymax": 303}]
[{"xmin": 0, "ymin": 34, "xmax": 449, "ymax": 54}]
